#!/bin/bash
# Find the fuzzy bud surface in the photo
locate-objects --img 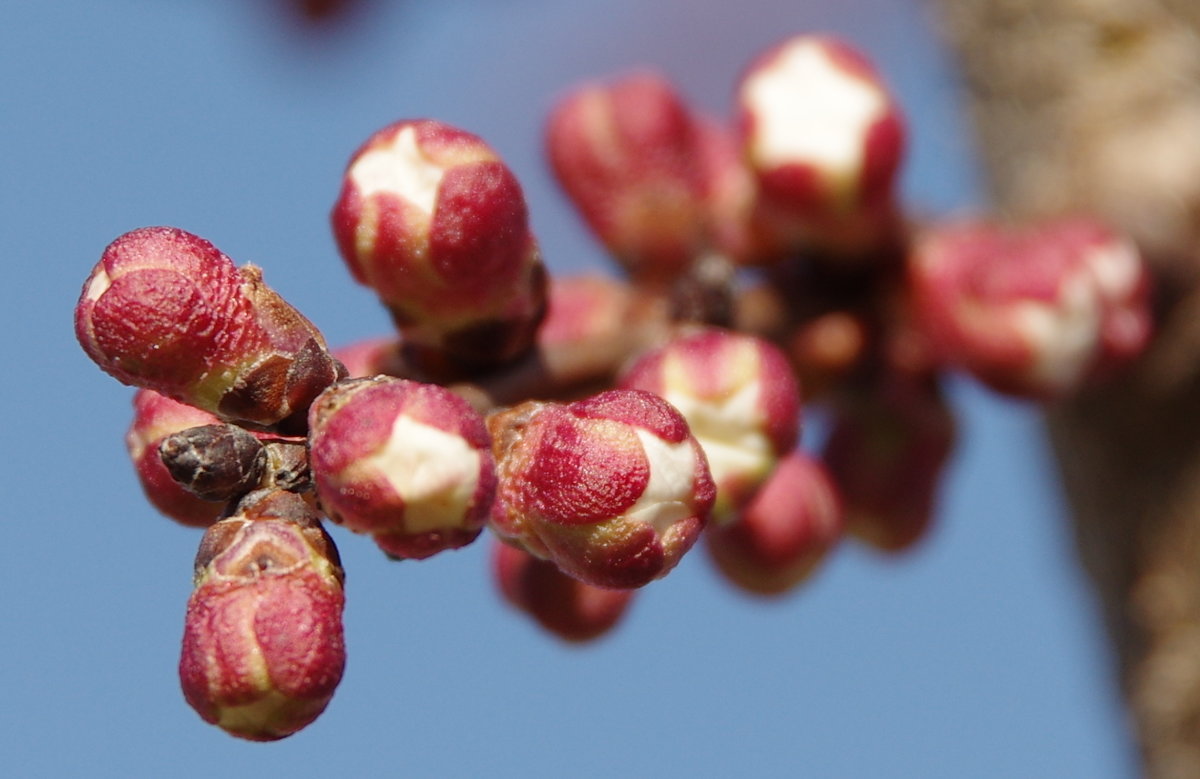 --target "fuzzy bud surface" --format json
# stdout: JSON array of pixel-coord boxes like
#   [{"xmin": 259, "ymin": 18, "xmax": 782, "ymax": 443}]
[{"xmin": 489, "ymin": 389, "xmax": 715, "ymax": 589}]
